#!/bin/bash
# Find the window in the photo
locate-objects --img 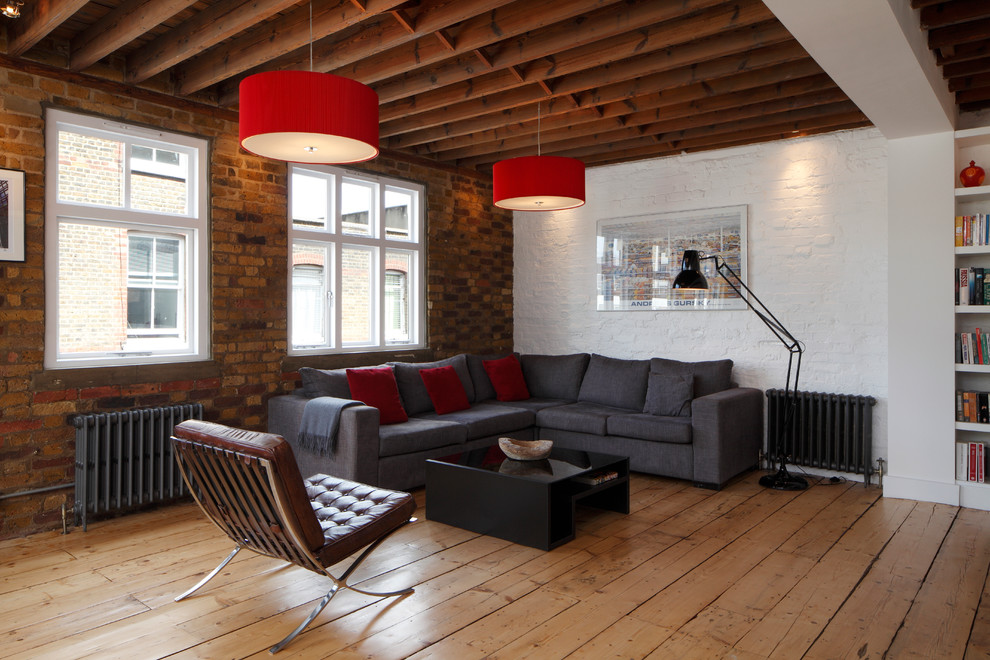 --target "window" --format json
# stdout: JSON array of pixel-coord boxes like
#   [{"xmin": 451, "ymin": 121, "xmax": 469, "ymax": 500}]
[
  {"xmin": 44, "ymin": 109, "xmax": 209, "ymax": 368},
  {"xmin": 289, "ymin": 165, "xmax": 424, "ymax": 354}
]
